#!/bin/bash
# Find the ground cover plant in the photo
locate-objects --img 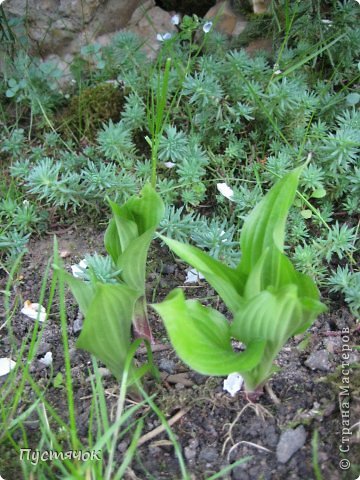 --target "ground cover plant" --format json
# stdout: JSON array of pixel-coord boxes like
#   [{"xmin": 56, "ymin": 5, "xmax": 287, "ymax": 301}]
[{"xmin": 0, "ymin": 1, "xmax": 359, "ymax": 479}]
